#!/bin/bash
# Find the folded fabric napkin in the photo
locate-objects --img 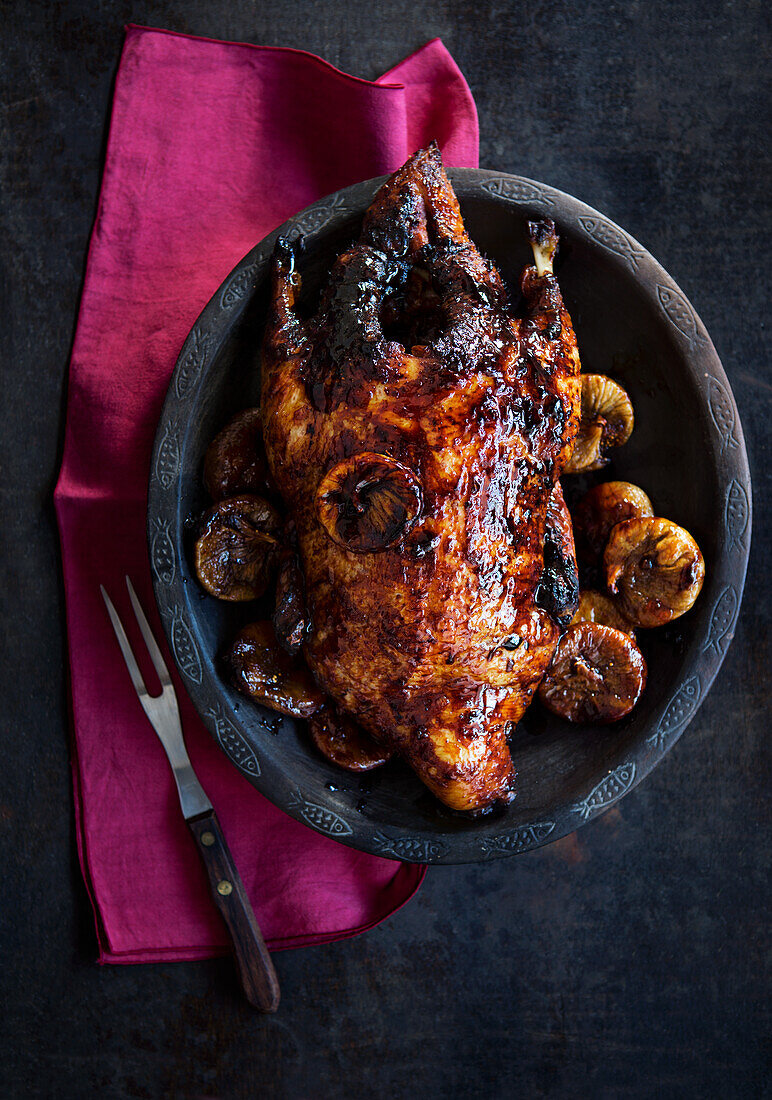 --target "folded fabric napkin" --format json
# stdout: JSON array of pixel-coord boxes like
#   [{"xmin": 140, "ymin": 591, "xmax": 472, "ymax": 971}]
[{"xmin": 54, "ymin": 25, "xmax": 479, "ymax": 962}]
